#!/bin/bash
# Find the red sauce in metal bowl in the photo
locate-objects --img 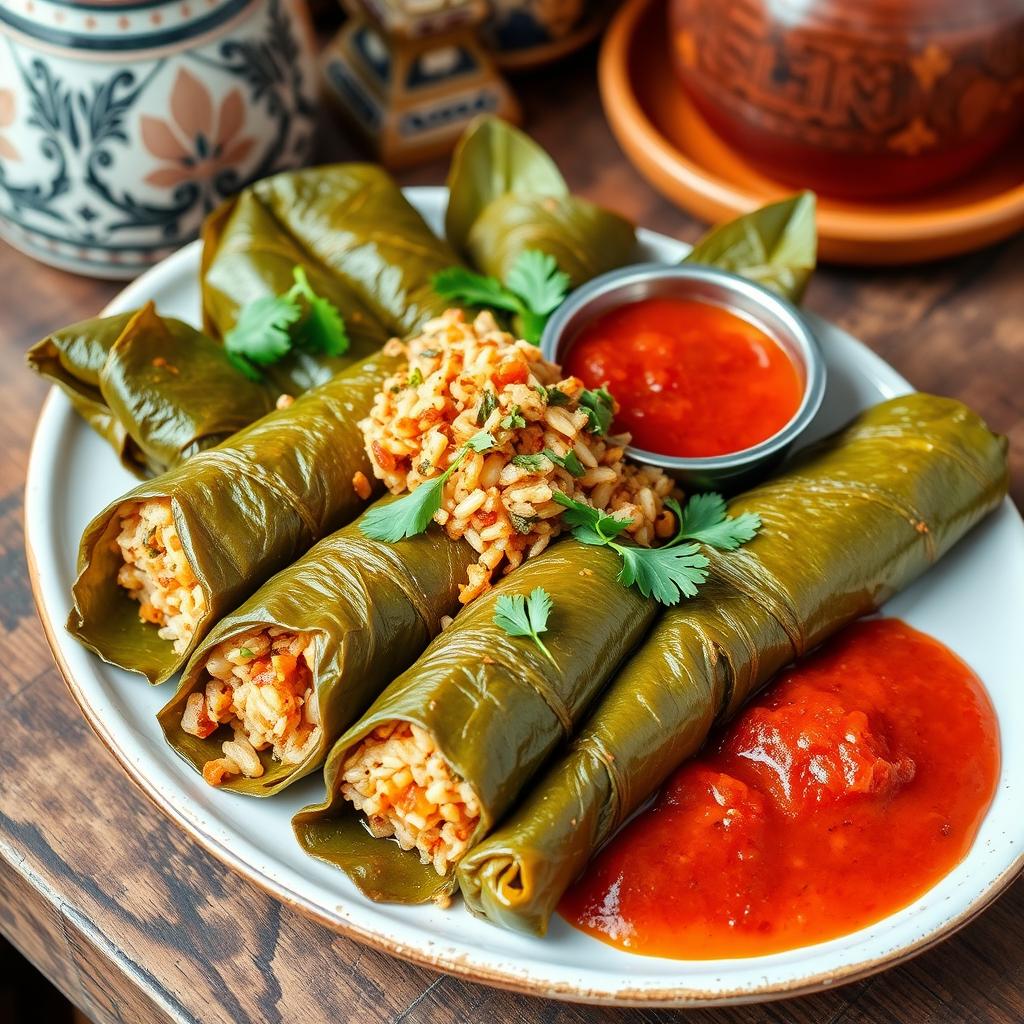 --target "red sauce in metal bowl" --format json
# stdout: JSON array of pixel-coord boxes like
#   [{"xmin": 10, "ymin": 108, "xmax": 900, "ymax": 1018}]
[
  {"xmin": 560, "ymin": 619, "xmax": 999, "ymax": 959},
  {"xmin": 563, "ymin": 297, "xmax": 803, "ymax": 458}
]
